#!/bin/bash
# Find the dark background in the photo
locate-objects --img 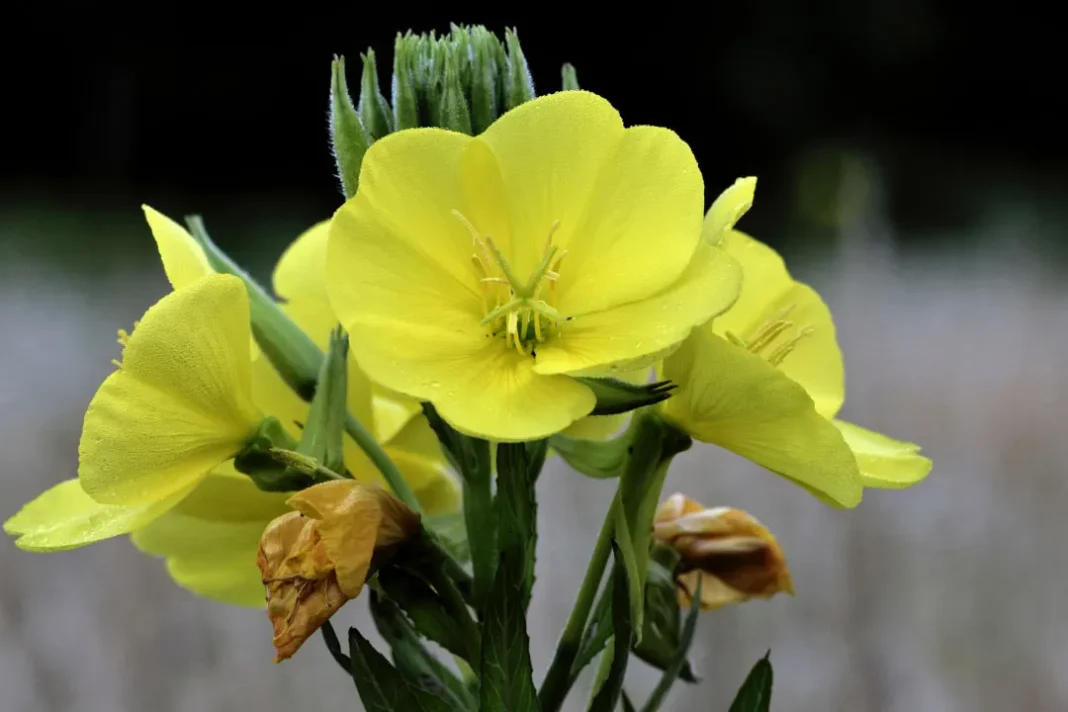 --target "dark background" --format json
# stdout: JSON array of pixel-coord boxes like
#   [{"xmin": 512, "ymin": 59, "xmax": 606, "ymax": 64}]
[{"xmin": 6, "ymin": 6, "xmax": 1065, "ymax": 242}]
